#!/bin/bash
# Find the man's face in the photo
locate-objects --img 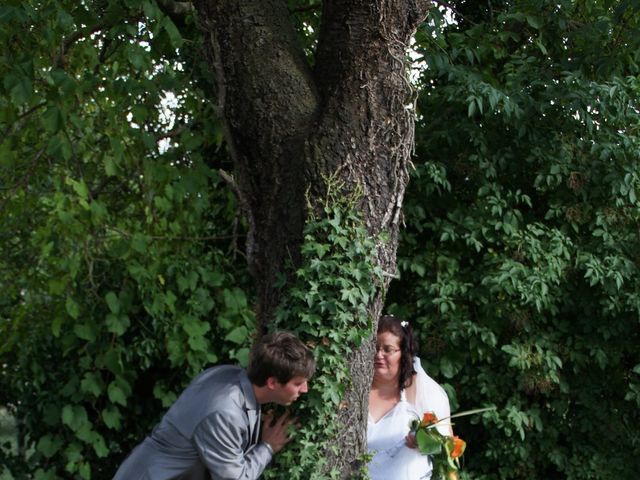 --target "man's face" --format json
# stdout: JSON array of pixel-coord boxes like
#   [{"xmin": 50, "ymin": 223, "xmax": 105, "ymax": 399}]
[{"xmin": 271, "ymin": 375, "xmax": 309, "ymax": 405}]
